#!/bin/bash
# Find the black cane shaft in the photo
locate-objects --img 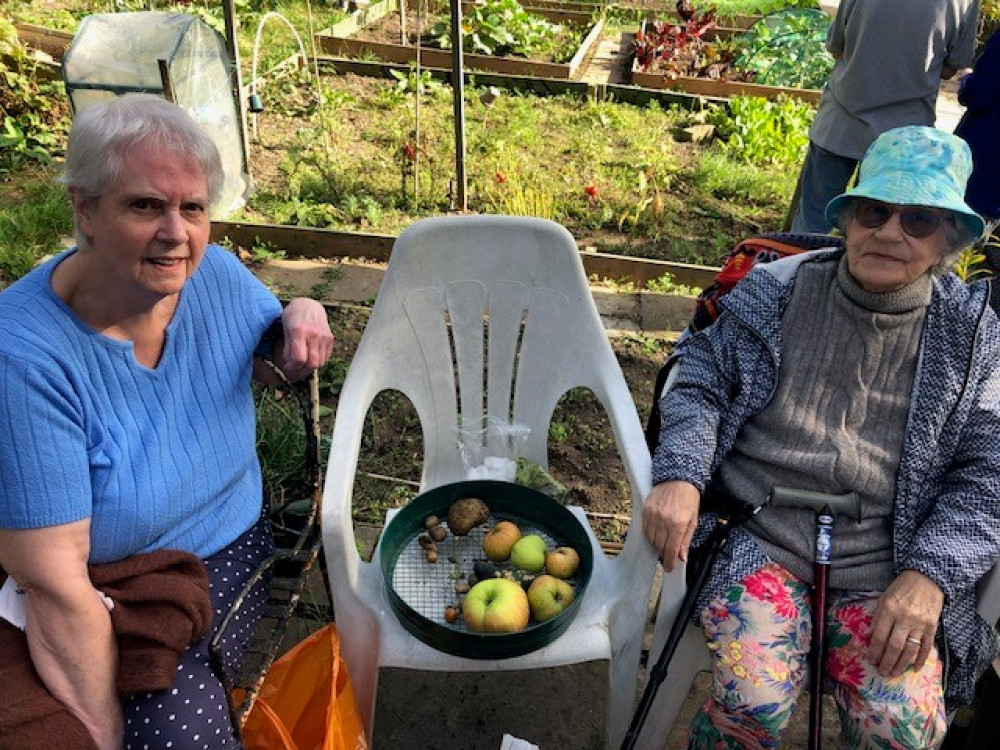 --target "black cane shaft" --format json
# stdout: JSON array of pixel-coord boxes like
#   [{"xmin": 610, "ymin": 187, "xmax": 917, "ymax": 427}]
[
  {"xmin": 621, "ymin": 524, "xmax": 733, "ymax": 750},
  {"xmin": 809, "ymin": 561, "xmax": 829, "ymax": 750}
]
